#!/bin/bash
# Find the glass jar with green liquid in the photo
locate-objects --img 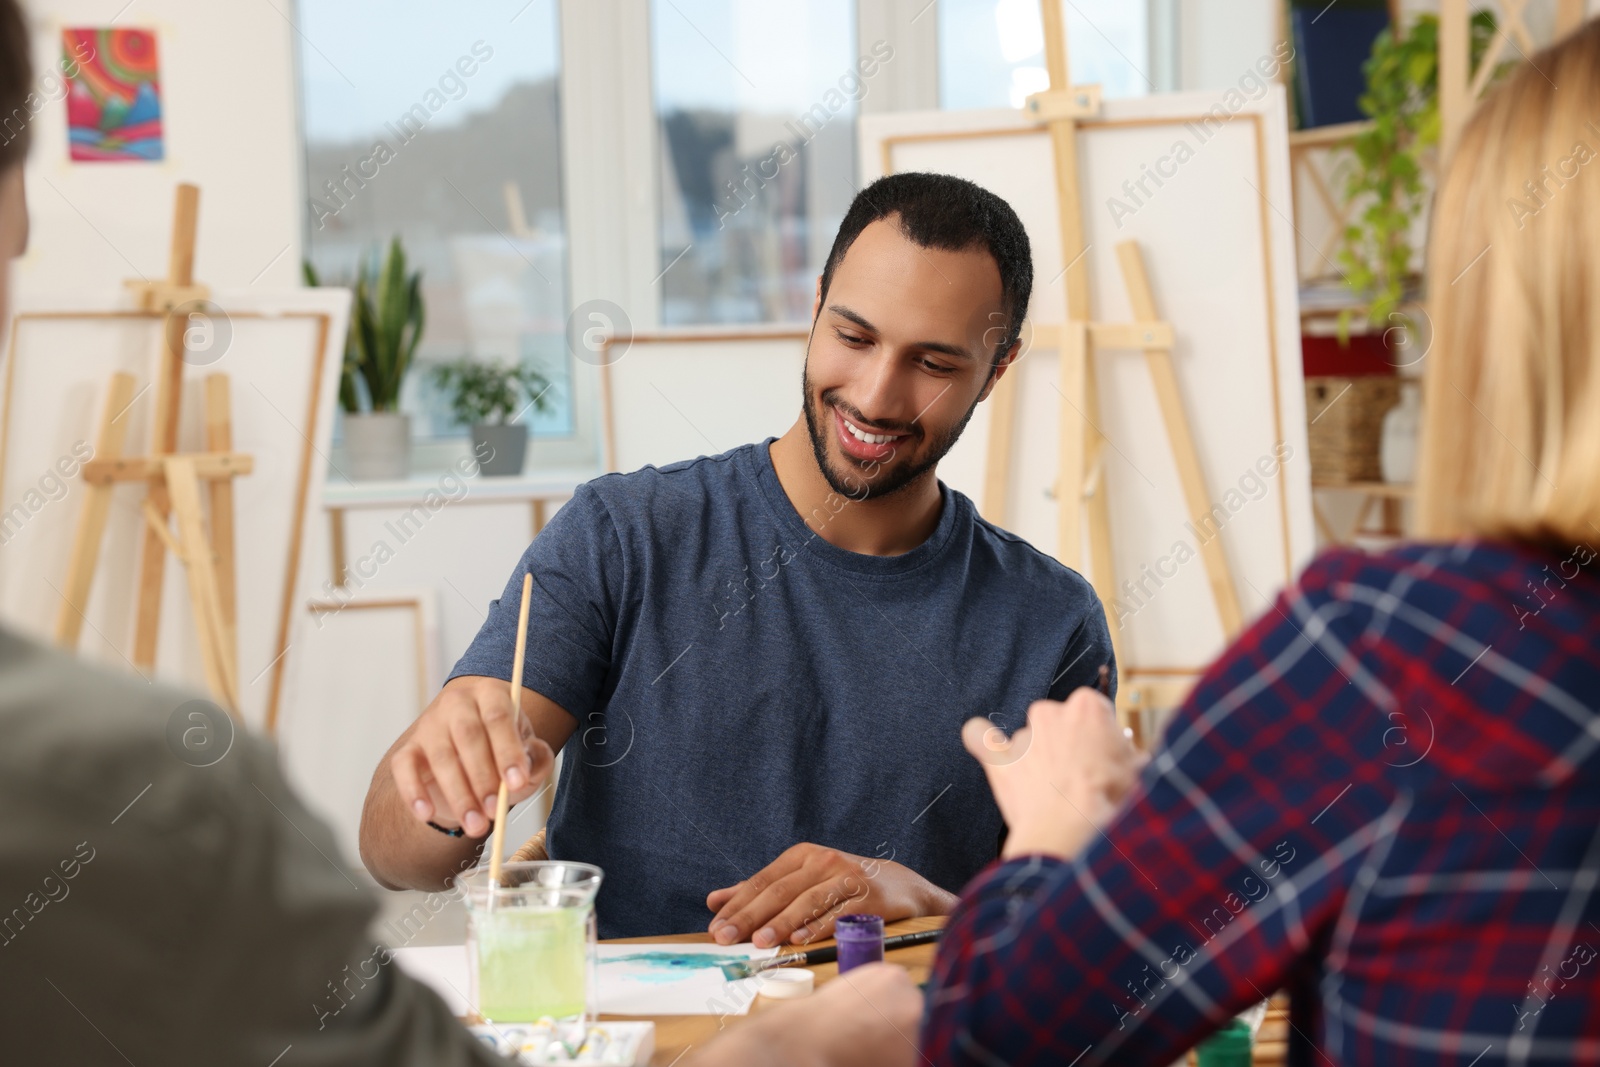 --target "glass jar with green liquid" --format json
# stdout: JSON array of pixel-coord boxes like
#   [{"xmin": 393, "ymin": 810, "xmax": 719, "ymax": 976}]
[{"xmin": 460, "ymin": 861, "xmax": 603, "ymax": 1023}]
